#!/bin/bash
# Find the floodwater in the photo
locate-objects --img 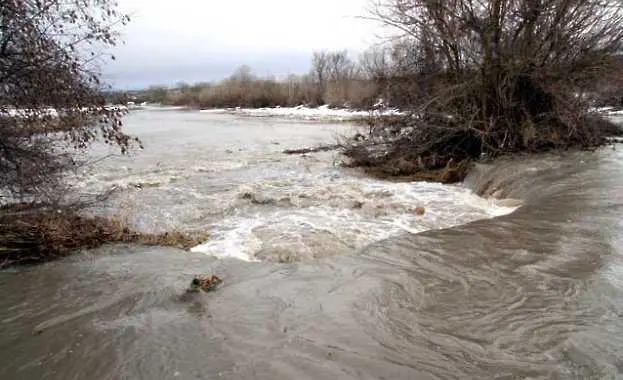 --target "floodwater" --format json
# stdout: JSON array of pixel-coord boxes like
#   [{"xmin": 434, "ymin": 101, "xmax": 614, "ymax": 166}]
[{"xmin": 0, "ymin": 108, "xmax": 622, "ymax": 379}]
